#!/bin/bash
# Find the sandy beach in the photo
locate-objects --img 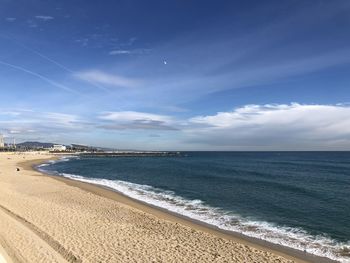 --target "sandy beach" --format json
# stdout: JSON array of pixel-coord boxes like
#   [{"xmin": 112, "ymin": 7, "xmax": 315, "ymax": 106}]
[
  {"xmin": 0, "ymin": 152, "xmax": 334, "ymax": 263},
  {"xmin": 0, "ymin": 245, "xmax": 12, "ymax": 263}
]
